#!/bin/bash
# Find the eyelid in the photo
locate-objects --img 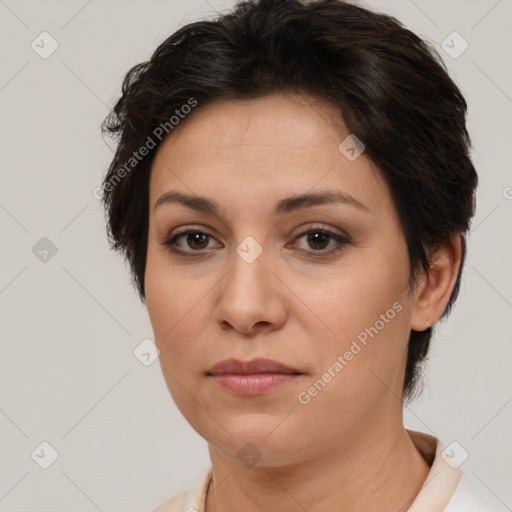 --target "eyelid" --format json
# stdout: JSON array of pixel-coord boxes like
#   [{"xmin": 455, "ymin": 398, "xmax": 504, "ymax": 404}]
[
  {"xmin": 293, "ymin": 223, "xmax": 349, "ymax": 240},
  {"xmin": 288, "ymin": 224, "xmax": 350, "ymax": 256},
  {"xmin": 161, "ymin": 223, "xmax": 350, "ymax": 257},
  {"xmin": 163, "ymin": 226, "xmax": 221, "ymax": 254}
]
